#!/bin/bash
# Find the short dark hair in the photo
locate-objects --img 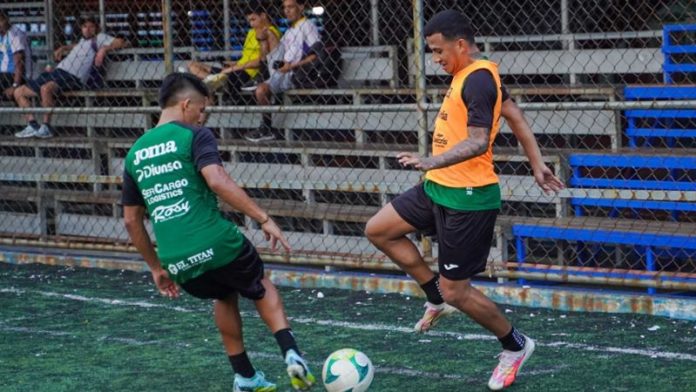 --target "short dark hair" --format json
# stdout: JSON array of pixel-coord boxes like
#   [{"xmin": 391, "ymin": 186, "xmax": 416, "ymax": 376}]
[
  {"xmin": 0, "ymin": 10, "xmax": 9, "ymax": 22},
  {"xmin": 423, "ymin": 10, "xmax": 475, "ymax": 45},
  {"xmin": 80, "ymin": 15, "xmax": 99, "ymax": 27},
  {"xmin": 295, "ymin": 0, "xmax": 307, "ymax": 6},
  {"xmin": 158, "ymin": 72, "xmax": 210, "ymax": 108},
  {"xmin": 245, "ymin": 1, "xmax": 268, "ymax": 15}
]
